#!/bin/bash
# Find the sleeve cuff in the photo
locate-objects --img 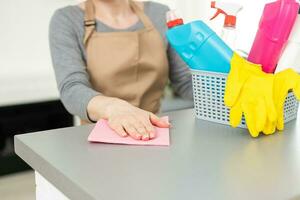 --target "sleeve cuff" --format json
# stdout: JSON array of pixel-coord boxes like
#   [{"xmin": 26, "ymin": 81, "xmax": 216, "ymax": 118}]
[{"xmin": 80, "ymin": 89, "xmax": 101, "ymax": 122}]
